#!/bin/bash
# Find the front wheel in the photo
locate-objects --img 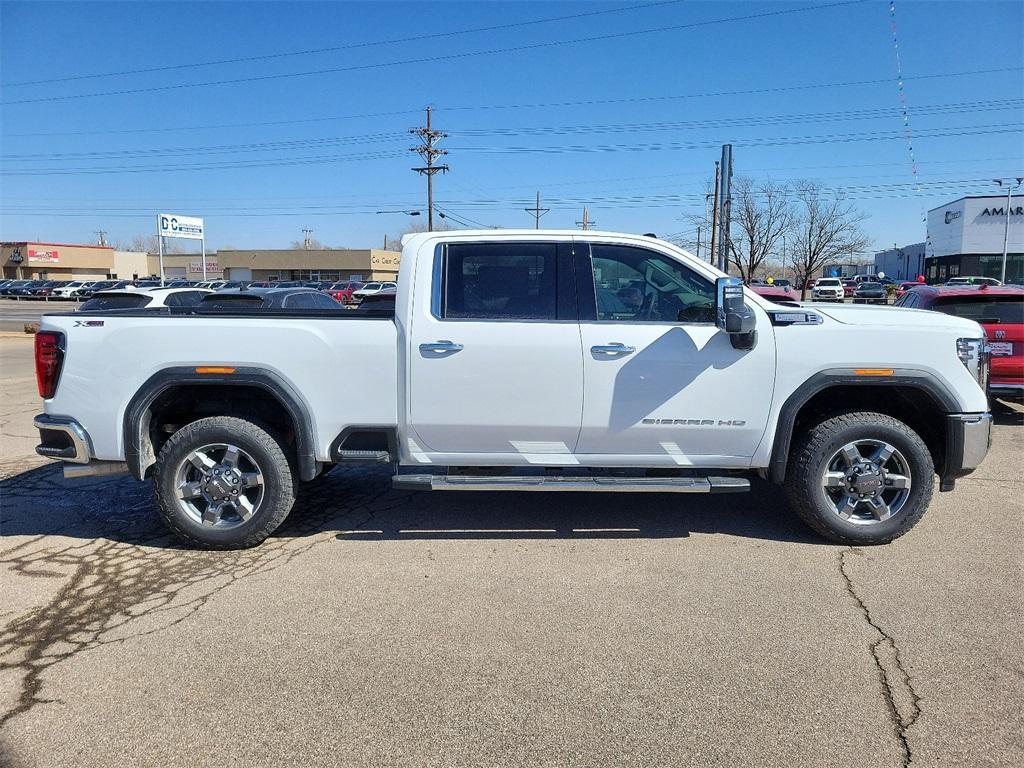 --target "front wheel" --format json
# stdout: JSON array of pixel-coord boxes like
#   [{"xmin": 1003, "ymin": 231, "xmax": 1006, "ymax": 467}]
[
  {"xmin": 153, "ymin": 416, "xmax": 296, "ymax": 549},
  {"xmin": 783, "ymin": 411, "xmax": 934, "ymax": 545}
]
